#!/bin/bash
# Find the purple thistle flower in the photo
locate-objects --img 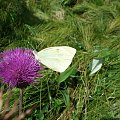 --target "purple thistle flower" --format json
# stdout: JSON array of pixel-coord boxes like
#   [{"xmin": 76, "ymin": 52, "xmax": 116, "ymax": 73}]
[{"xmin": 0, "ymin": 48, "xmax": 42, "ymax": 88}]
